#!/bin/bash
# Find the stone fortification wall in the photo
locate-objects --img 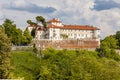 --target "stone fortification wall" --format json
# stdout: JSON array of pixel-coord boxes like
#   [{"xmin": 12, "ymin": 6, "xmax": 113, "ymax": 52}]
[{"xmin": 32, "ymin": 39, "xmax": 100, "ymax": 50}]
